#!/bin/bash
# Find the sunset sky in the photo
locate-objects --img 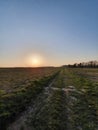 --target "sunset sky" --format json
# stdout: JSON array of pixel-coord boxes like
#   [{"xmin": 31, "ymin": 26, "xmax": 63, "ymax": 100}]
[{"xmin": 0, "ymin": 0, "xmax": 98, "ymax": 67}]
